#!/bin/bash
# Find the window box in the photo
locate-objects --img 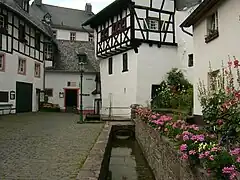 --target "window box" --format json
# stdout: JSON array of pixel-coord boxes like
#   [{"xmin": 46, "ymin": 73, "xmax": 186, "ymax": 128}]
[{"xmin": 205, "ymin": 30, "xmax": 219, "ymax": 43}]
